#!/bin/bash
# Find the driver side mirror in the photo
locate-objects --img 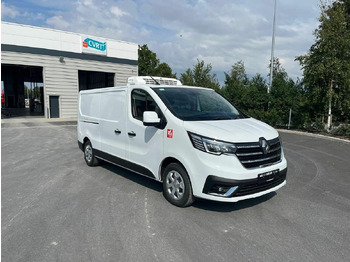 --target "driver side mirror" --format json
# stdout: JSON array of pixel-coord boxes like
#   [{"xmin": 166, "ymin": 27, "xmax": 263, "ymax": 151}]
[{"xmin": 143, "ymin": 111, "xmax": 160, "ymax": 126}]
